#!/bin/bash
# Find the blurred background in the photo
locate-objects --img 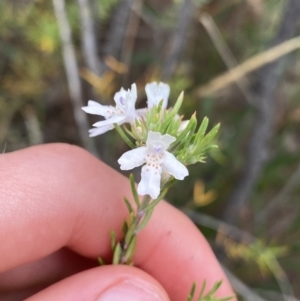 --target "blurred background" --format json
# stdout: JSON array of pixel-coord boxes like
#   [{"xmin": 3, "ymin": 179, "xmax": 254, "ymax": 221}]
[{"xmin": 1, "ymin": 0, "xmax": 300, "ymax": 300}]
